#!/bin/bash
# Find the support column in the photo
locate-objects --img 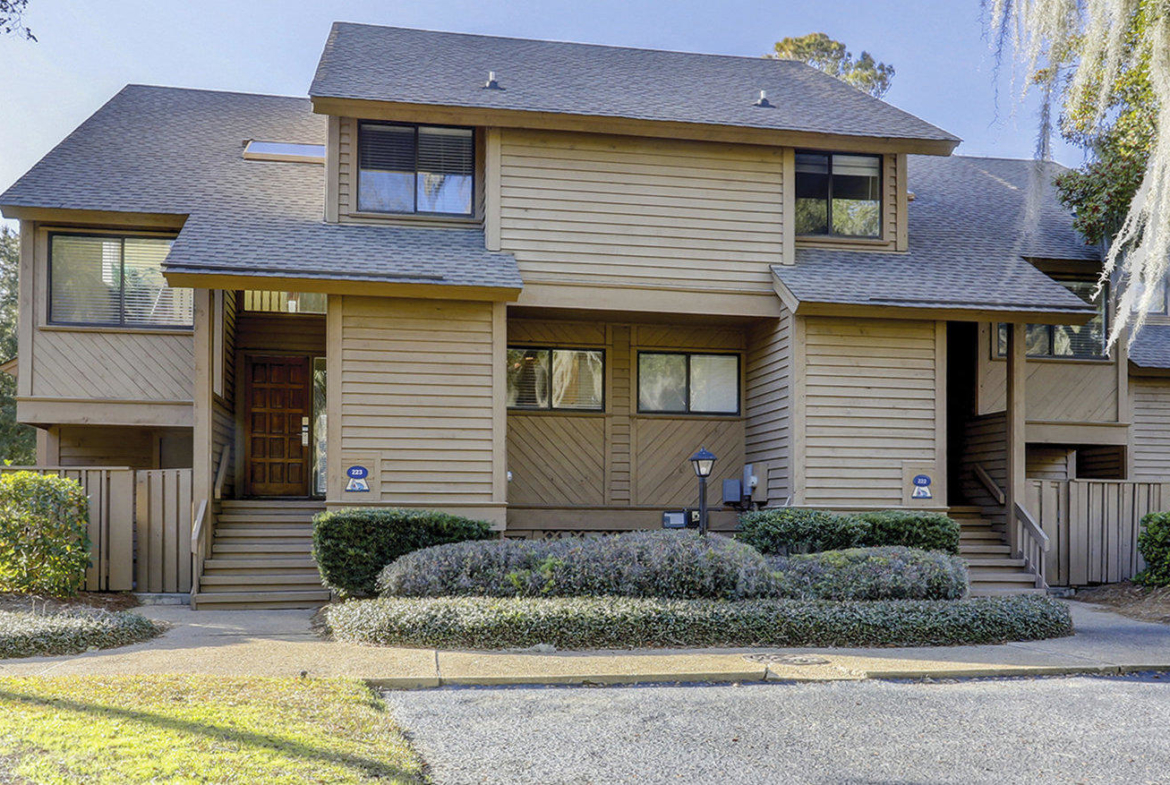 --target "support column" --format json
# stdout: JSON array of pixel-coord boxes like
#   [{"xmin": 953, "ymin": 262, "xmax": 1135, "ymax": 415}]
[
  {"xmin": 1005, "ymin": 322, "xmax": 1026, "ymax": 549},
  {"xmin": 192, "ymin": 288, "xmax": 215, "ymax": 562}
]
